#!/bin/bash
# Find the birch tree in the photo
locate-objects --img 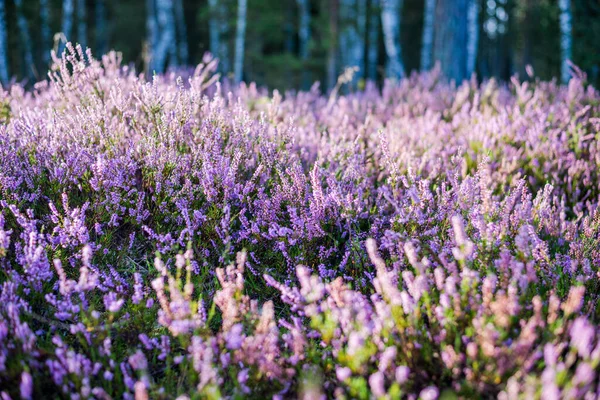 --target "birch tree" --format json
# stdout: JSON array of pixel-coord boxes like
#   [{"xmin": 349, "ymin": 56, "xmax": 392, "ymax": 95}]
[
  {"xmin": 40, "ymin": 0, "xmax": 52, "ymax": 64},
  {"xmin": 367, "ymin": 0, "xmax": 379, "ymax": 81},
  {"xmin": 233, "ymin": 0, "xmax": 247, "ymax": 83},
  {"xmin": 59, "ymin": 0, "xmax": 74, "ymax": 55},
  {"xmin": 380, "ymin": 0, "xmax": 405, "ymax": 79},
  {"xmin": 420, "ymin": 0, "xmax": 435, "ymax": 71},
  {"xmin": 151, "ymin": 0, "xmax": 176, "ymax": 73},
  {"xmin": 433, "ymin": 0, "xmax": 469, "ymax": 82},
  {"xmin": 466, "ymin": 0, "xmax": 479, "ymax": 76},
  {"xmin": 77, "ymin": 0, "xmax": 87, "ymax": 50},
  {"xmin": 14, "ymin": 0, "xmax": 35, "ymax": 79},
  {"xmin": 558, "ymin": 0, "xmax": 572, "ymax": 83},
  {"xmin": 174, "ymin": 0, "xmax": 188, "ymax": 65},
  {"xmin": 0, "ymin": 0, "xmax": 8, "ymax": 84}
]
